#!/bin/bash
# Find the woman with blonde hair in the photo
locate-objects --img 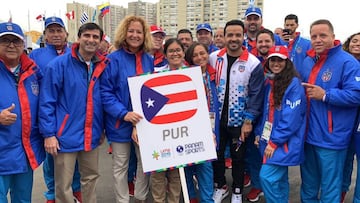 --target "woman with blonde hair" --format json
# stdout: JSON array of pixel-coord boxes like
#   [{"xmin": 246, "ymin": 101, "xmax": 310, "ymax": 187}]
[{"xmin": 100, "ymin": 15, "xmax": 154, "ymax": 203}]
